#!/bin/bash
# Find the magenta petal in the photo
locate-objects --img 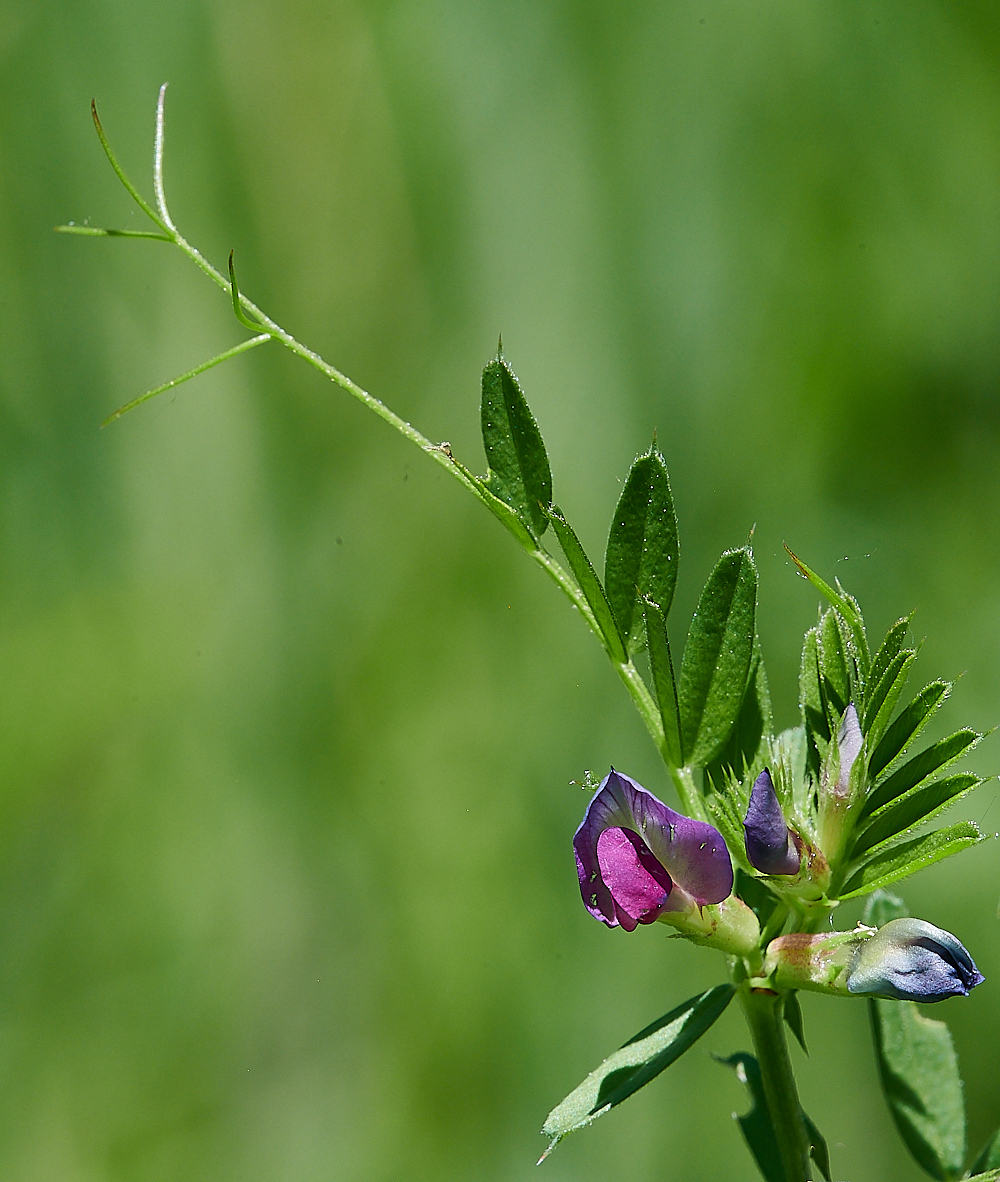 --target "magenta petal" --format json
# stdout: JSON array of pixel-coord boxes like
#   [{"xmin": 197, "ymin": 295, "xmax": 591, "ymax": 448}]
[
  {"xmin": 597, "ymin": 827, "xmax": 673, "ymax": 925},
  {"xmin": 574, "ymin": 769, "xmax": 733, "ymax": 927}
]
